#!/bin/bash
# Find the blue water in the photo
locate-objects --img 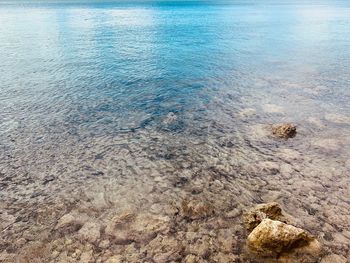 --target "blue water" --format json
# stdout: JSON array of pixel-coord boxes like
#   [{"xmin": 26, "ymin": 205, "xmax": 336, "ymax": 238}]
[
  {"xmin": 1, "ymin": 1, "xmax": 350, "ymax": 261},
  {"xmin": 1, "ymin": 0, "xmax": 350, "ymax": 138}
]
